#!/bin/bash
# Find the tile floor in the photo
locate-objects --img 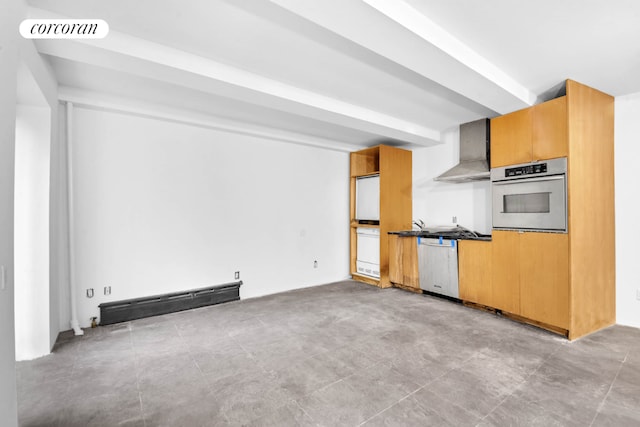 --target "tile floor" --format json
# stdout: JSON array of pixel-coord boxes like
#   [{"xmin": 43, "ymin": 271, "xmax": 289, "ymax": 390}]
[{"xmin": 16, "ymin": 280, "xmax": 640, "ymax": 426}]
